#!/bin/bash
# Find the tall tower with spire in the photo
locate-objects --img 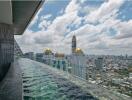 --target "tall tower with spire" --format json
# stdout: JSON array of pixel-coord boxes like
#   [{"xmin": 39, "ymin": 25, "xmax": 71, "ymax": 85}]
[{"xmin": 72, "ymin": 35, "xmax": 76, "ymax": 54}]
